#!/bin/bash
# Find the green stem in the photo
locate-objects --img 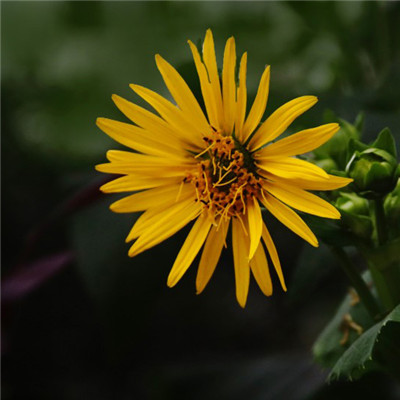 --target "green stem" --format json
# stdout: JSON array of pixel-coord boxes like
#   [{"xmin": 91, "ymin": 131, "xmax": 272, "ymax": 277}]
[
  {"xmin": 372, "ymin": 198, "xmax": 387, "ymax": 245},
  {"xmin": 357, "ymin": 239, "xmax": 400, "ymax": 312},
  {"xmin": 331, "ymin": 247, "xmax": 382, "ymax": 320},
  {"xmin": 368, "ymin": 198, "xmax": 400, "ymax": 311}
]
